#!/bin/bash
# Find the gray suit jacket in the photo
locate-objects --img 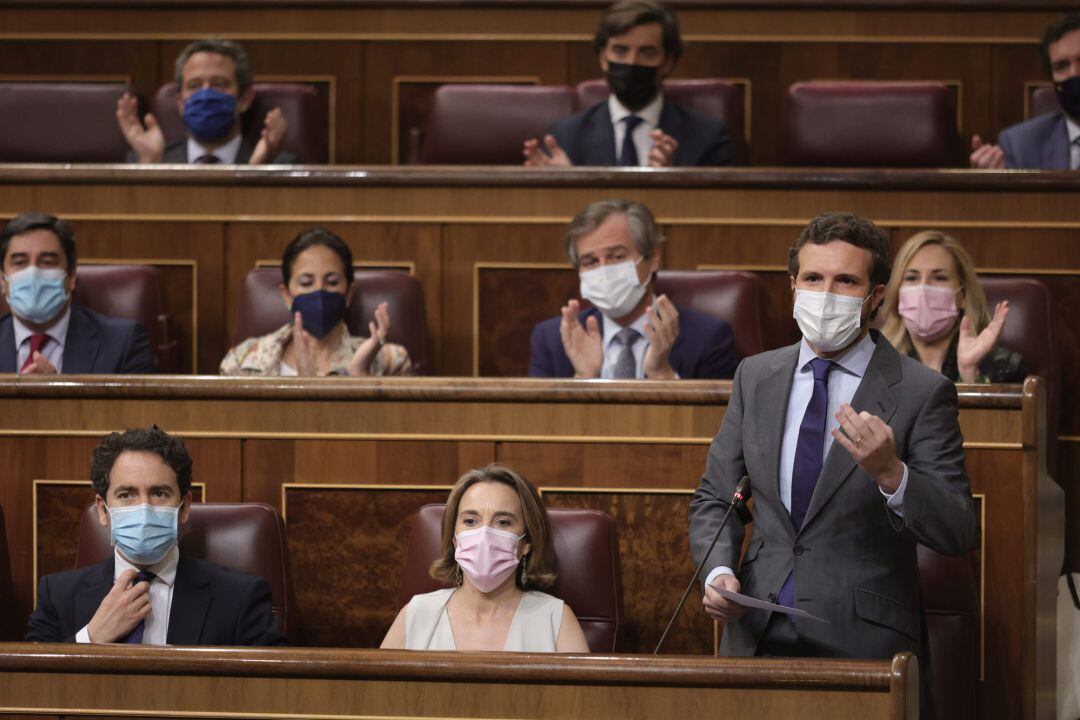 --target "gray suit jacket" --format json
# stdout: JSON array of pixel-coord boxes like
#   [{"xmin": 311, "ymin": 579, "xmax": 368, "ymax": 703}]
[
  {"xmin": 998, "ymin": 112, "xmax": 1071, "ymax": 170},
  {"xmin": 689, "ymin": 331, "xmax": 977, "ymax": 663}
]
